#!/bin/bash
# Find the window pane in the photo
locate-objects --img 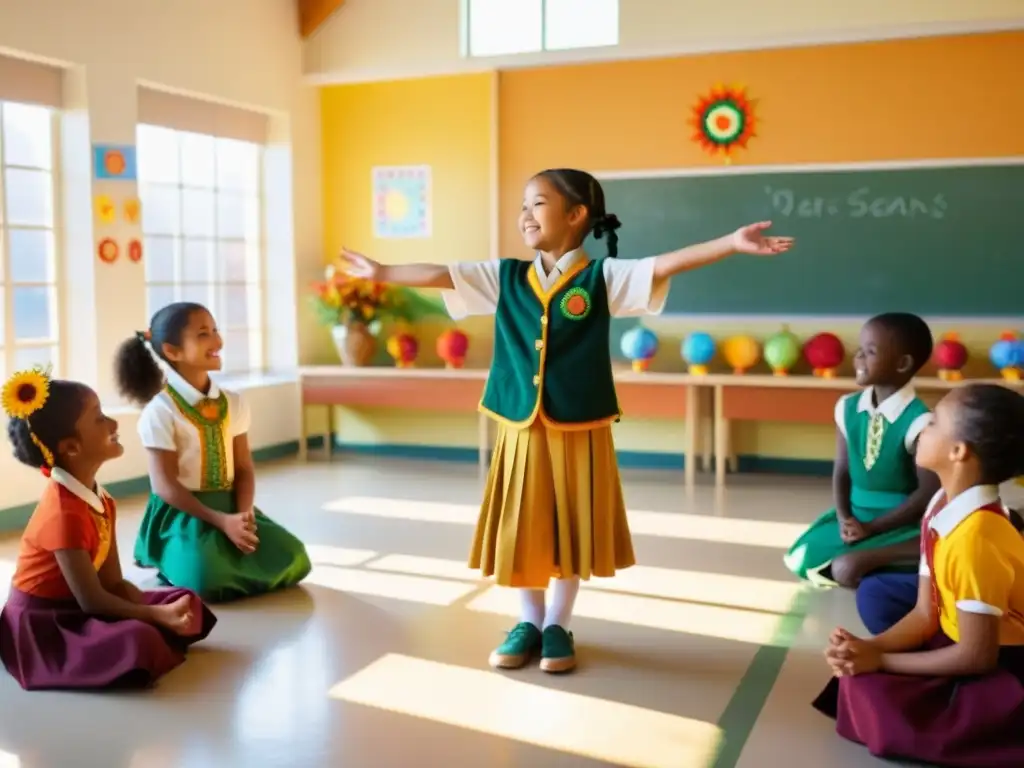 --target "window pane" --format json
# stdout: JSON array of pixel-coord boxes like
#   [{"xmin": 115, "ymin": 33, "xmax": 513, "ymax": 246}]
[
  {"xmin": 181, "ymin": 283, "xmax": 212, "ymax": 307},
  {"xmin": 221, "ymin": 284, "xmax": 261, "ymax": 329},
  {"xmin": 2, "ymin": 103, "xmax": 52, "ymax": 169},
  {"xmin": 182, "ymin": 239, "xmax": 214, "ymax": 283},
  {"xmin": 217, "ymin": 192, "xmax": 260, "ymax": 240},
  {"xmin": 222, "ymin": 329, "xmax": 255, "ymax": 373},
  {"xmin": 216, "ymin": 138, "xmax": 260, "ymax": 191},
  {"xmin": 215, "ymin": 240, "xmax": 259, "ymax": 283},
  {"xmin": 469, "ymin": 0, "xmax": 542, "ymax": 56},
  {"xmin": 14, "ymin": 345, "xmax": 54, "ymax": 373},
  {"xmin": 144, "ymin": 236, "xmax": 177, "ymax": 283},
  {"xmin": 544, "ymin": 0, "xmax": 618, "ymax": 50},
  {"xmin": 180, "ymin": 132, "xmax": 215, "ymax": 187},
  {"xmin": 147, "ymin": 284, "xmax": 176, "ymax": 318},
  {"xmin": 4, "ymin": 168, "xmax": 53, "ymax": 226},
  {"xmin": 140, "ymin": 184, "xmax": 180, "ymax": 236},
  {"xmin": 8, "ymin": 228, "xmax": 54, "ymax": 283},
  {"xmin": 0, "ymin": 292, "xmax": 5, "ymax": 340},
  {"xmin": 181, "ymin": 188, "xmax": 215, "ymax": 237},
  {"xmin": 137, "ymin": 124, "xmax": 180, "ymax": 184},
  {"xmin": 13, "ymin": 286, "xmax": 53, "ymax": 340}
]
